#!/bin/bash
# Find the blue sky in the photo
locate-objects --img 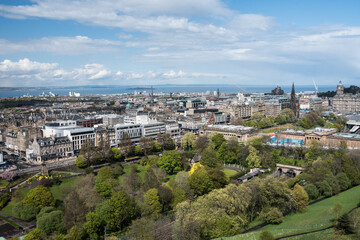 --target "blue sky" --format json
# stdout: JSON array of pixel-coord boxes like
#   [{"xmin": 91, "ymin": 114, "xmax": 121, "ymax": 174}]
[{"xmin": 0, "ymin": 0, "xmax": 360, "ymax": 87}]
